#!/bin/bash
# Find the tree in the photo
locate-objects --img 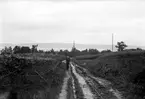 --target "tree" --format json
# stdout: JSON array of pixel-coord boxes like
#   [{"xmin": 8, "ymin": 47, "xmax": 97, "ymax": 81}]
[
  {"xmin": 50, "ymin": 48, "xmax": 55, "ymax": 54},
  {"xmin": 82, "ymin": 49, "xmax": 88, "ymax": 53},
  {"xmin": 13, "ymin": 46, "xmax": 31, "ymax": 54},
  {"xmin": 13, "ymin": 46, "xmax": 21, "ymax": 54},
  {"xmin": 45, "ymin": 50, "xmax": 51, "ymax": 54},
  {"xmin": 101, "ymin": 49, "xmax": 111, "ymax": 53},
  {"xmin": 31, "ymin": 44, "xmax": 38, "ymax": 53},
  {"xmin": 115, "ymin": 41, "xmax": 127, "ymax": 51},
  {"xmin": 136, "ymin": 47, "xmax": 143, "ymax": 51},
  {"xmin": 38, "ymin": 50, "xmax": 44, "ymax": 53},
  {"xmin": 1, "ymin": 46, "xmax": 13, "ymax": 55},
  {"xmin": 81, "ymin": 49, "xmax": 89, "ymax": 55},
  {"xmin": 88, "ymin": 49, "xmax": 99, "ymax": 54},
  {"xmin": 20, "ymin": 46, "xmax": 31, "ymax": 53}
]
